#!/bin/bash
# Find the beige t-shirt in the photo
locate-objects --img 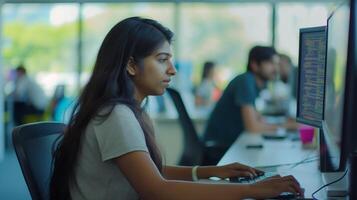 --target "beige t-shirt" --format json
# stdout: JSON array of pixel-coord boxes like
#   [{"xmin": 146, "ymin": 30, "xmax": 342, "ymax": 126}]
[{"xmin": 70, "ymin": 104, "xmax": 149, "ymax": 200}]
